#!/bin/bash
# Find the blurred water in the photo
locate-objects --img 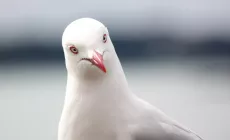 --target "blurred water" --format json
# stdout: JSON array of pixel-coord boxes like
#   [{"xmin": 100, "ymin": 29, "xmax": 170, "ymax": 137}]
[{"xmin": 1, "ymin": 58, "xmax": 230, "ymax": 140}]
